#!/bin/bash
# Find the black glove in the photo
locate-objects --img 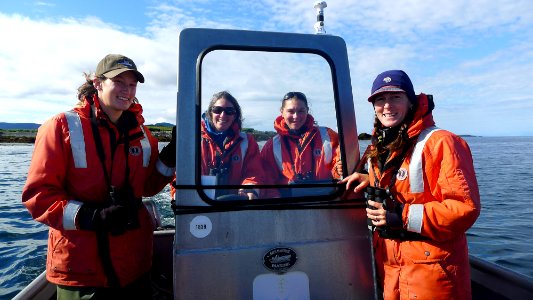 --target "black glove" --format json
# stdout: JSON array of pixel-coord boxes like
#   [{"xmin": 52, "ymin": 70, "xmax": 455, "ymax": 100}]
[
  {"xmin": 385, "ymin": 203, "xmax": 404, "ymax": 229},
  {"xmin": 78, "ymin": 204, "xmax": 129, "ymax": 236},
  {"xmin": 159, "ymin": 126, "xmax": 176, "ymax": 168}
]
